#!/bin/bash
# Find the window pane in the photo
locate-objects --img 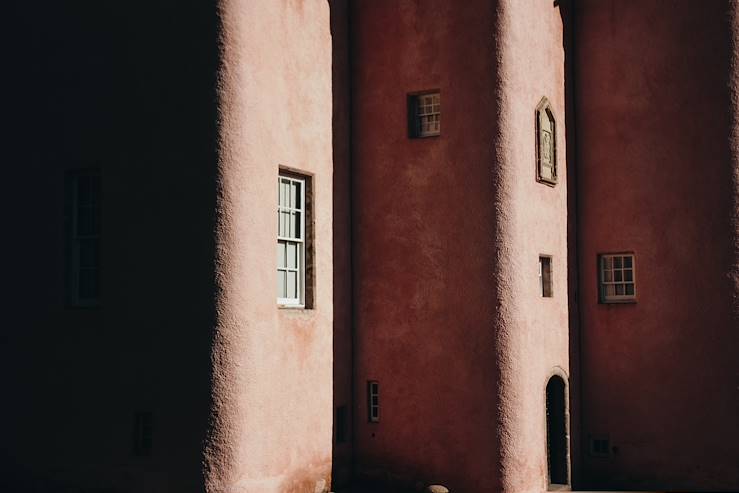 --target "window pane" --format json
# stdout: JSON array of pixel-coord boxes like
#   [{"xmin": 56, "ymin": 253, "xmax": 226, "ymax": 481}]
[
  {"xmin": 287, "ymin": 242, "xmax": 297, "ymax": 269},
  {"xmin": 277, "ymin": 270, "xmax": 286, "ymax": 297},
  {"xmin": 292, "ymin": 181, "xmax": 301, "ymax": 209},
  {"xmin": 615, "ymin": 284, "xmax": 625, "ymax": 295},
  {"xmin": 624, "ymin": 269, "xmax": 633, "ymax": 282},
  {"xmin": 79, "ymin": 268, "xmax": 98, "ymax": 299},
  {"xmin": 625, "ymin": 284, "xmax": 635, "ymax": 296},
  {"xmin": 279, "ymin": 180, "xmax": 288, "ymax": 207},
  {"xmin": 292, "ymin": 211, "xmax": 301, "ymax": 239},
  {"xmin": 614, "ymin": 270, "xmax": 622, "ymax": 282},
  {"xmin": 287, "ymin": 271, "xmax": 297, "ymax": 299},
  {"xmin": 624, "ymin": 256, "xmax": 633, "ymax": 268},
  {"xmin": 79, "ymin": 239, "xmax": 99, "ymax": 268},
  {"xmin": 281, "ymin": 211, "xmax": 290, "ymax": 236},
  {"xmin": 605, "ymin": 284, "xmax": 615, "ymax": 297},
  {"xmin": 603, "ymin": 269, "xmax": 612, "ymax": 282},
  {"xmin": 277, "ymin": 242, "xmax": 286, "ymax": 268}
]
